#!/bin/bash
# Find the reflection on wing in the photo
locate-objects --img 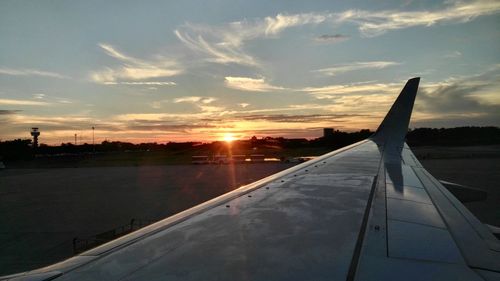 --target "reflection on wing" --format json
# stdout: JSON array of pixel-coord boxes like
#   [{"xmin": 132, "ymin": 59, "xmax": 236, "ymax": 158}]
[{"xmin": 2, "ymin": 78, "xmax": 499, "ymax": 281}]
